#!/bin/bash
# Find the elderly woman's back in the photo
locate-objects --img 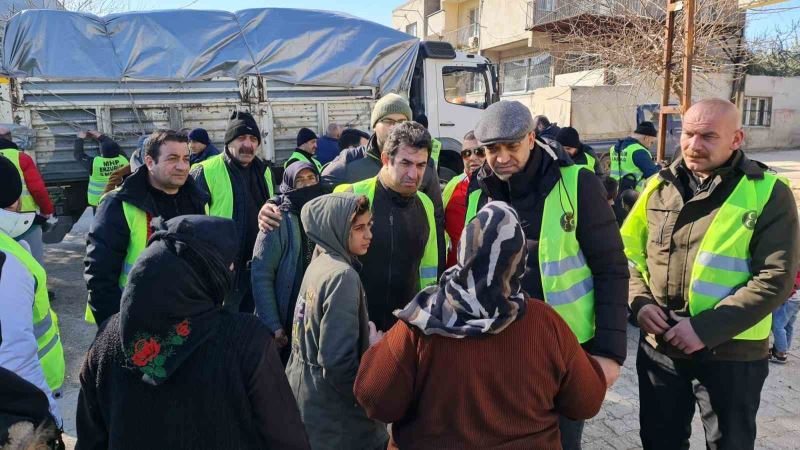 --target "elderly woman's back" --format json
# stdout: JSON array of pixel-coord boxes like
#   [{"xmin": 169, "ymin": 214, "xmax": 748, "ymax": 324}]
[{"xmin": 354, "ymin": 202, "xmax": 607, "ymax": 450}]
